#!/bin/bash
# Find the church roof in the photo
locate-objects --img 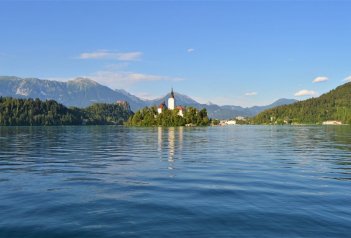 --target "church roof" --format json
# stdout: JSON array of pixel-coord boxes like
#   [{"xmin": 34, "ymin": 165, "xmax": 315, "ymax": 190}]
[
  {"xmin": 176, "ymin": 106, "xmax": 185, "ymax": 111},
  {"xmin": 158, "ymin": 102, "xmax": 166, "ymax": 109},
  {"xmin": 170, "ymin": 88, "xmax": 175, "ymax": 98}
]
